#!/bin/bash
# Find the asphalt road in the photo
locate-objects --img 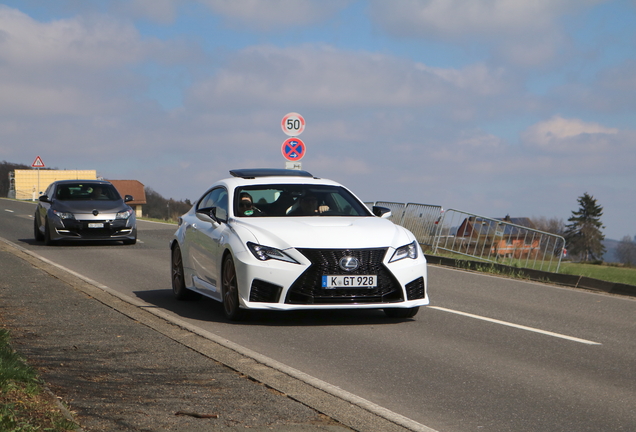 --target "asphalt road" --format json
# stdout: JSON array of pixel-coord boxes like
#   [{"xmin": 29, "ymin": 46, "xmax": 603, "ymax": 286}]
[{"xmin": 2, "ymin": 198, "xmax": 635, "ymax": 432}]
